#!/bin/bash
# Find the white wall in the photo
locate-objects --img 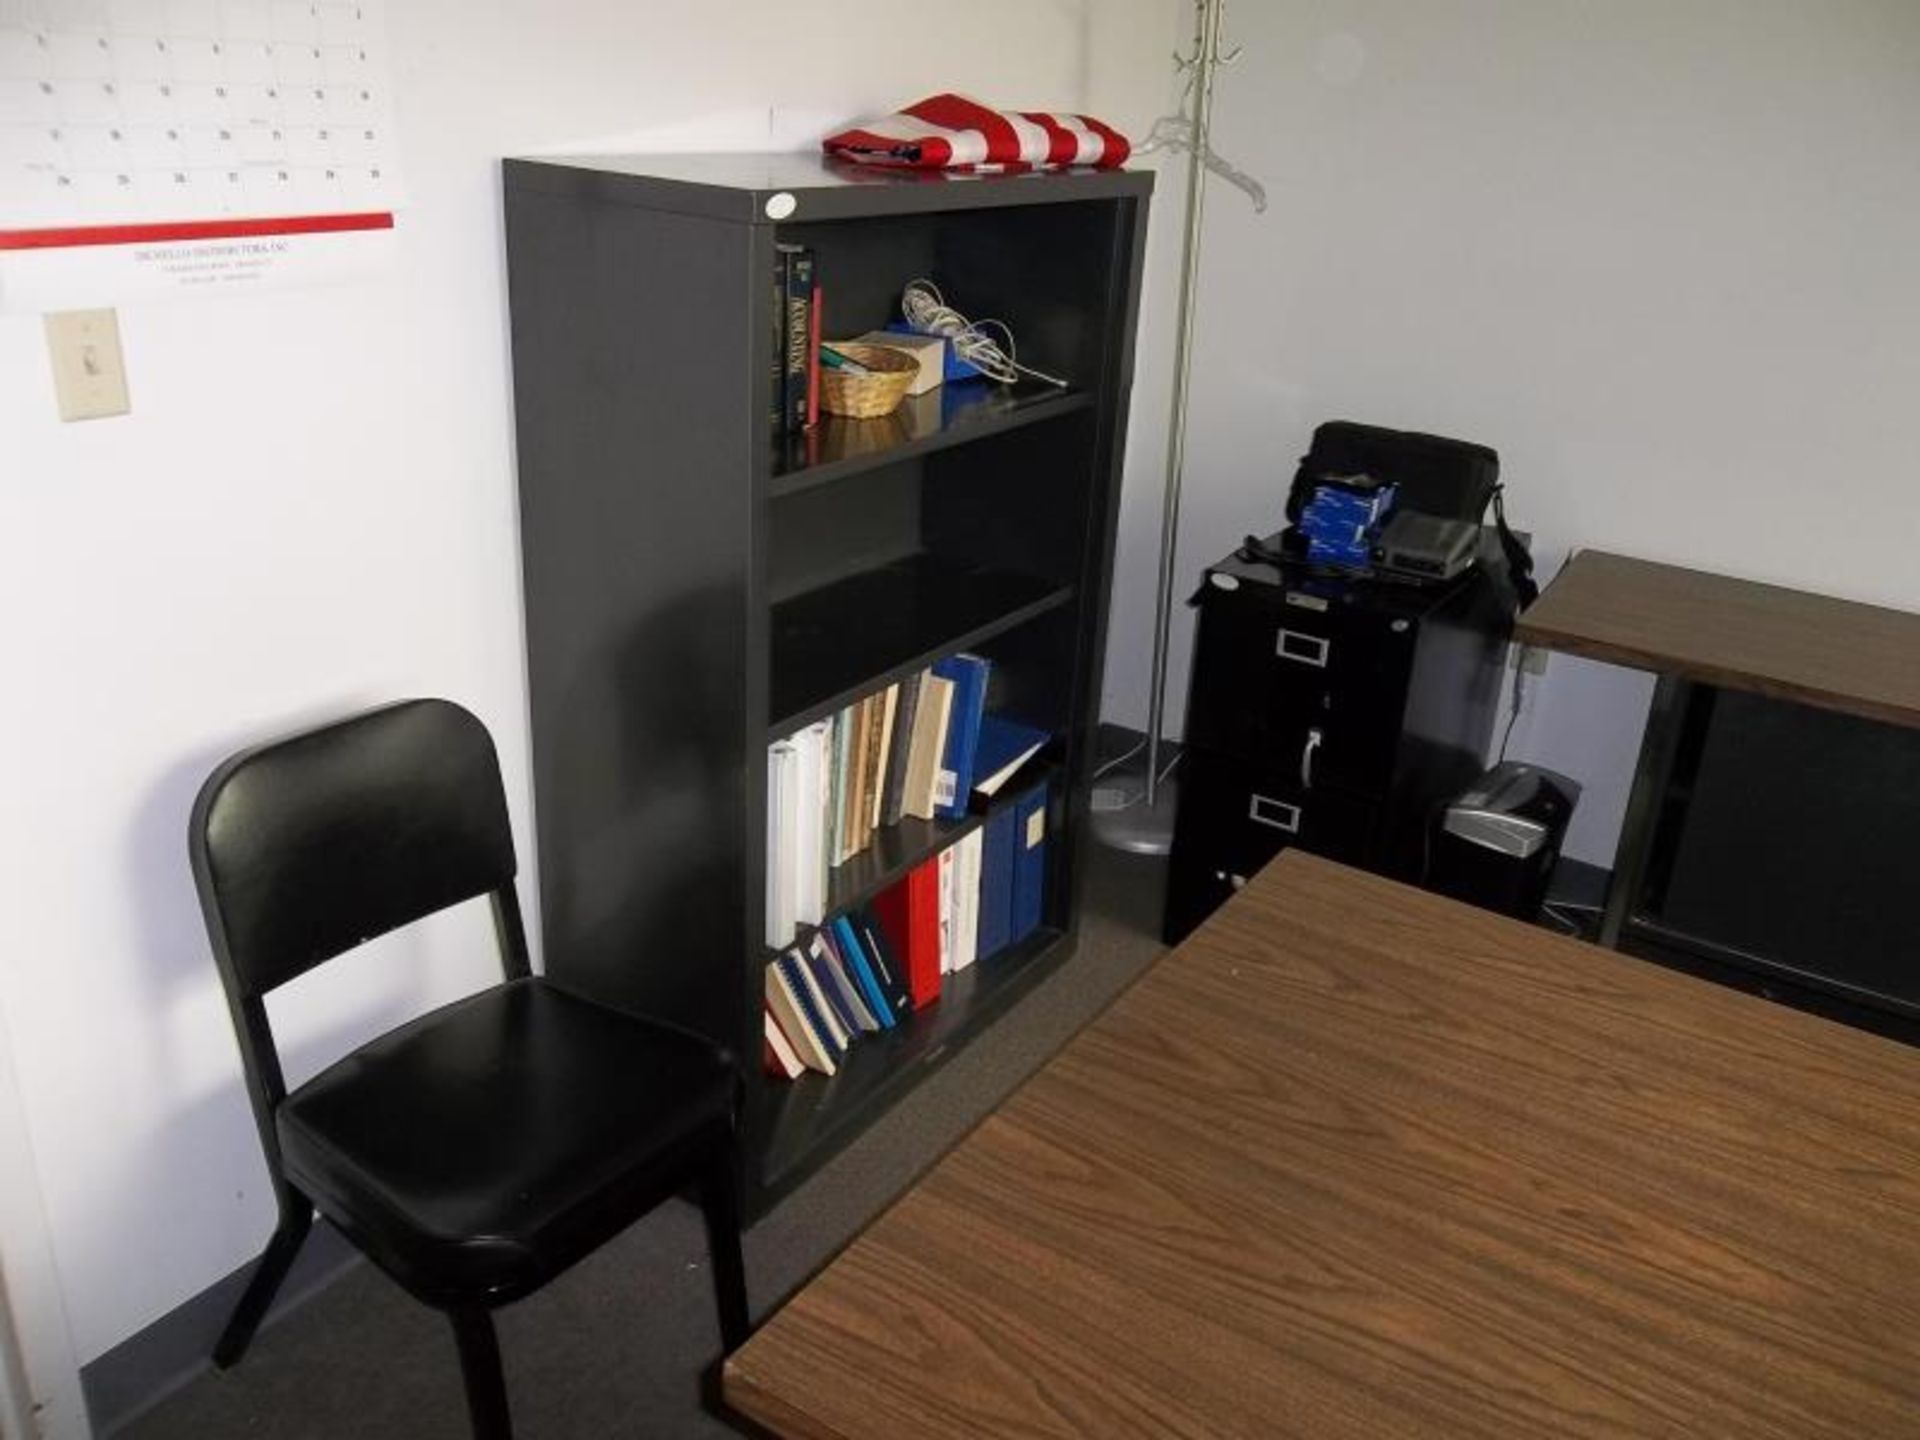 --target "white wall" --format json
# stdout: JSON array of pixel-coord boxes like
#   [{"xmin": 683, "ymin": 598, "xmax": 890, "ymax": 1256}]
[
  {"xmin": 0, "ymin": 0, "xmax": 1174, "ymax": 1391},
  {"xmin": 1100, "ymin": 0, "xmax": 1920, "ymax": 863},
  {"xmin": 0, "ymin": 1014, "xmax": 83, "ymax": 1440}
]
